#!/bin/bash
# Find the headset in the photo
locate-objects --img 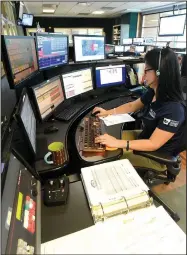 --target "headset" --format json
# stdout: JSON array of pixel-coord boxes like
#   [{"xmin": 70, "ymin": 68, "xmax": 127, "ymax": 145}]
[{"xmin": 156, "ymin": 48, "xmax": 162, "ymax": 76}]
